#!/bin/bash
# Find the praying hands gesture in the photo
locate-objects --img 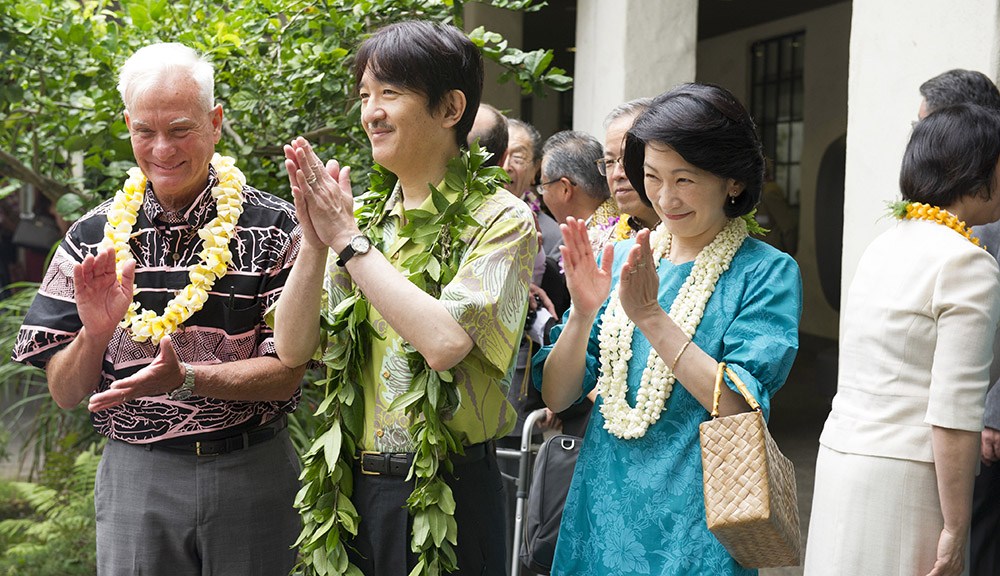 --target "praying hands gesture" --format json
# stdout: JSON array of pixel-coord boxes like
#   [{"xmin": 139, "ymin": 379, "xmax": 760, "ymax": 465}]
[{"xmin": 283, "ymin": 137, "xmax": 355, "ymax": 252}]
